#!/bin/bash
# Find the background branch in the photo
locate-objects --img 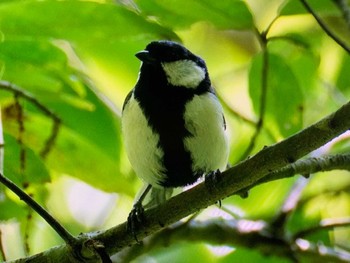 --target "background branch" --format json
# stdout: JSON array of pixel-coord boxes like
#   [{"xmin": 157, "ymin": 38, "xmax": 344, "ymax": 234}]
[
  {"xmin": 239, "ymin": 28, "xmax": 270, "ymax": 161},
  {"xmin": 295, "ymin": 239, "xmax": 350, "ymax": 263},
  {"xmin": 249, "ymin": 153, "xmax": 350, "ymax": 189},
  {"xmin": 300, "ymin": 0, "xmax": 350, "ymax": 54},
  {"xmin": 294, "ymin": 217, "xmax": 350, "ymax": 240},
  {"xmin": 113, "ymin": 218, "xmax": 350, "ymax": 263},
  {"xmin": 0, "ymin": 81, "xmax": 61, "ymax": 158},
  {"xmin": 332, "ymin": 0, "xmax": 350, "ymax": 29}
]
